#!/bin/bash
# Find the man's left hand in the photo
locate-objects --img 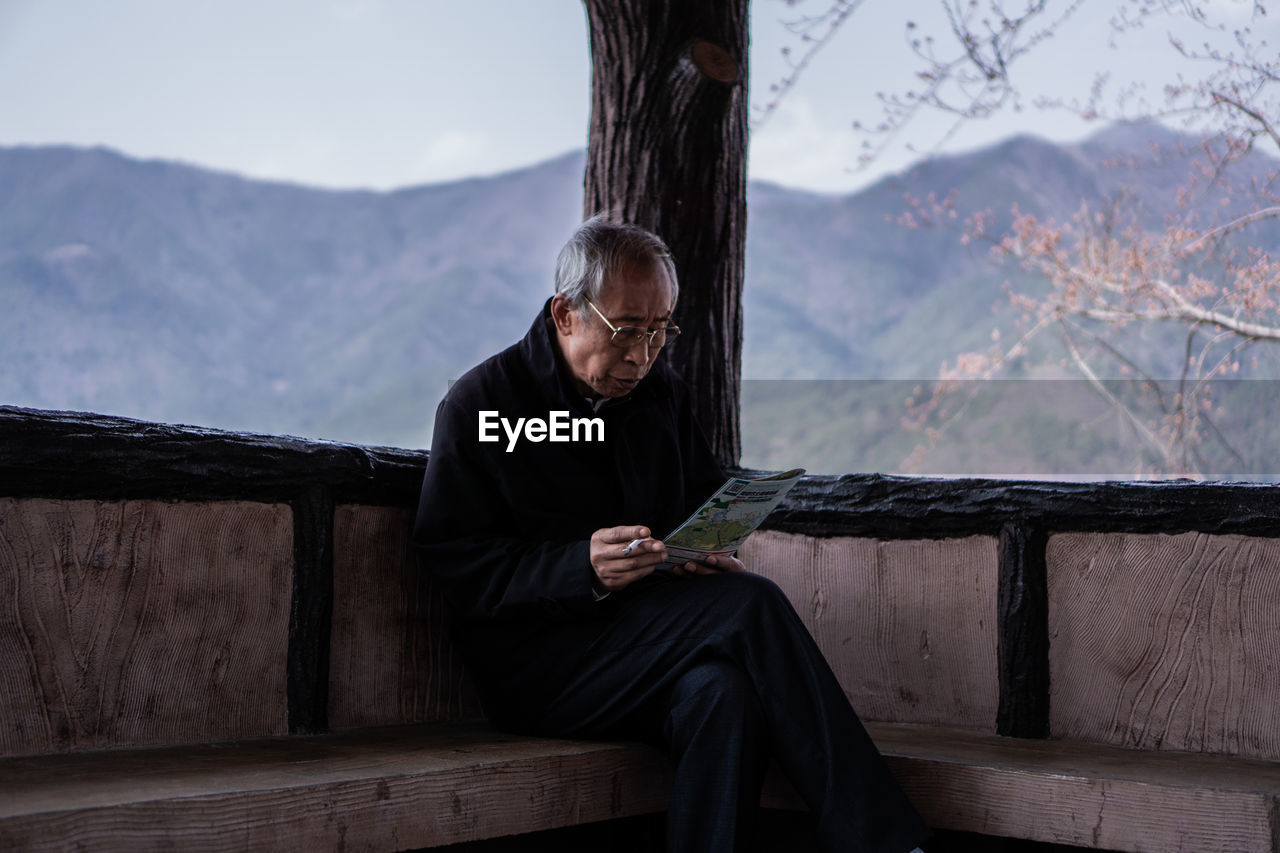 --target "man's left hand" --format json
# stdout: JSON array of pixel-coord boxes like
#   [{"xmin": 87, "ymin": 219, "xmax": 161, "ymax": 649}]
[{"xmin": 672, "ymin": 553, "xmax": 746, "ymax": 576}]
